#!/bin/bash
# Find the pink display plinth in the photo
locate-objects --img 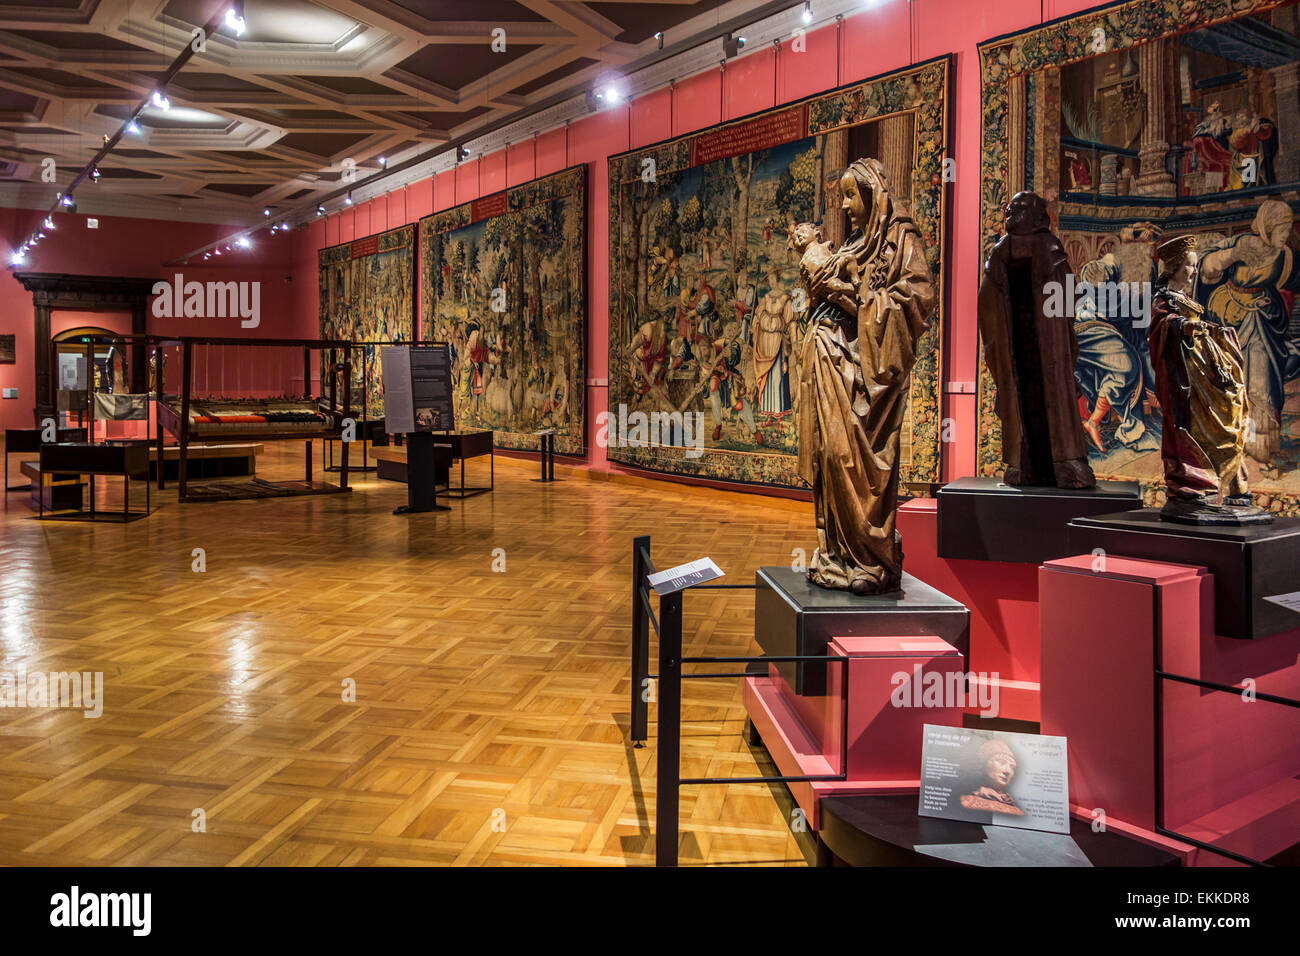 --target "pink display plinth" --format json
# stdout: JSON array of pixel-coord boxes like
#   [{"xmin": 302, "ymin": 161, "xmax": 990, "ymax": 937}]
[
  {"xmin": 743, "ymin": 634, "xmax": 963, "ymax": 829},
  {"xmin": 898, "ymin": 498, "xmax": 1041, "ymax": 722},
  {"xmin": 1040, "ymin": 554, "xmax": 1300, "ymax": 866}
]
